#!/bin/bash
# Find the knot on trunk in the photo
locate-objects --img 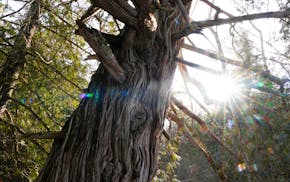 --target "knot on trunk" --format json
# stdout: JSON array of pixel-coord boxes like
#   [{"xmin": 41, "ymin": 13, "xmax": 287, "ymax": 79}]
[{"xmin": 130, "ymin": 103, "xmax": 152, "ymax": 132}]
